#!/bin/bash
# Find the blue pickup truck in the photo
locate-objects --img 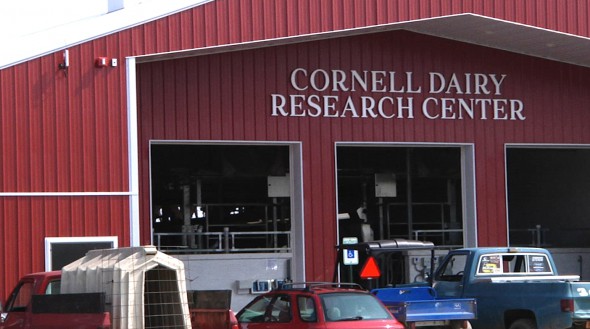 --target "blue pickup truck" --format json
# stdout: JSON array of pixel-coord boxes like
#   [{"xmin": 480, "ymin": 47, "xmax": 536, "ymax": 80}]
[
  {"xmin": 433, "ymin": 247, "xmax": 590, "ymax": 329},
  {"xmin": 337, "ymin": 240, "xmax": 590, "ymax": 329}
]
